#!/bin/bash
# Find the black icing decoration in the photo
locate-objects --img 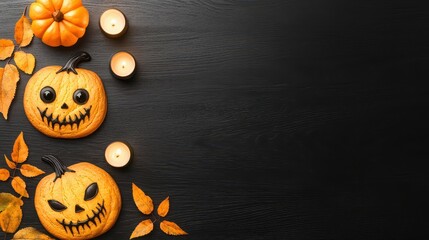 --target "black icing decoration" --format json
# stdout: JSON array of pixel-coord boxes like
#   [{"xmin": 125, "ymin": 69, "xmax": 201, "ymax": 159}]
[
  {"xmin": 48, "ymin": 199, "xmax": 67, "ymax": 212},
  {"xmin": 56, "ymin": 51, "xmax": 91, "ymax": 75},
  {"xmin": 84, "ymin": 182, "xmax": 99, "ymax": 201},
  {"xmin": 41, "ymin": 155, "xmax": 75, "ymax": 182}
]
